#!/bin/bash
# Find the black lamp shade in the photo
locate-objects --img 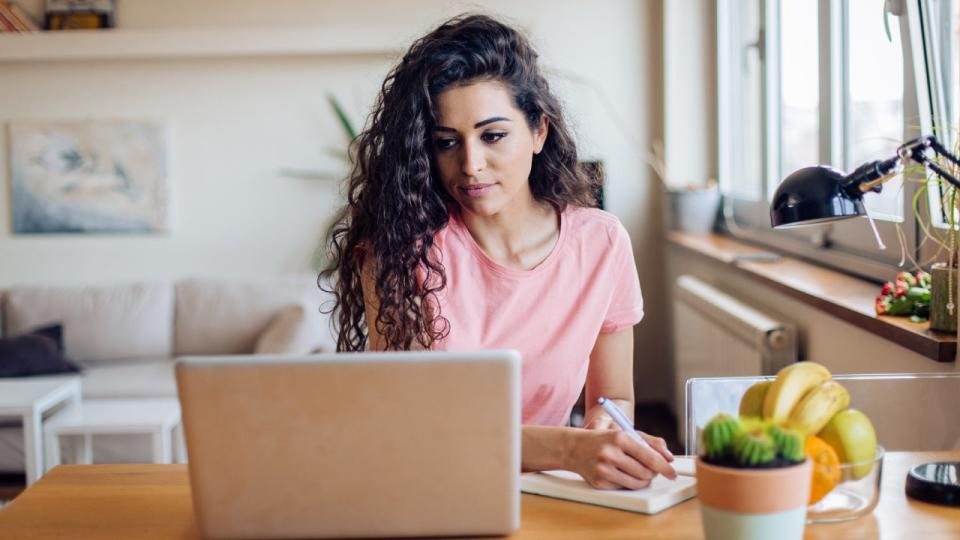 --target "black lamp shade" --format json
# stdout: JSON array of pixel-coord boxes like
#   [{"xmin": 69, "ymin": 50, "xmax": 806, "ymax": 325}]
[{"xmin": 770, "ymin": 166, "xmax": 866, "ymax": 228}]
